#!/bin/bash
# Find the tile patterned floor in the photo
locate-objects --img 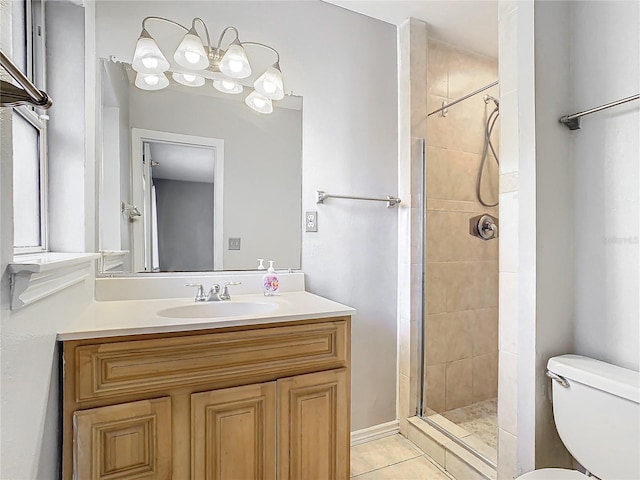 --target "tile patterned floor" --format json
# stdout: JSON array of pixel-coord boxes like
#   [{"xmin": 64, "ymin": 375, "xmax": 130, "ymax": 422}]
[
  {"xmin": 350, "ymin": 434, "xmax": 452, "ymax": 479},
  {"xmin": 440, "ymin": 398, "xmax": 498, "ymax": 452}
]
